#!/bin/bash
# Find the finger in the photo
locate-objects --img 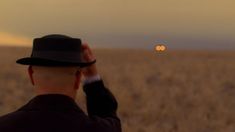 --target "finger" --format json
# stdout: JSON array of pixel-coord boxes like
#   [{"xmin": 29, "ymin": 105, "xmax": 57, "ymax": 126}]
[
  {"xmin": 82, "ymin": 43, "xmax": 90, "ymax": 50},
  {"xmin": 85, "ymin": 45, "xmax": 93, "ymax": 55},
  {"xmin": 82, "ymin": 43, "xmax": 94, "ymax": 56},
  {"xmin": 82, "ymin": 49, "xmax": 90, "ymax": 59},
  {"xmin": 81, "ymin": 43, "xmax": 96, "ymax": 61},
  {"xmin": 81, "ymin": 43, "xmax": 90, "ymax": 56},
  {"xmin": 82, "ymin": 43, "xmax": 89, "ymax": 50},
  {"xmin": 82, "ymin": 49, "xmax": 94, "ymax": 61}
]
